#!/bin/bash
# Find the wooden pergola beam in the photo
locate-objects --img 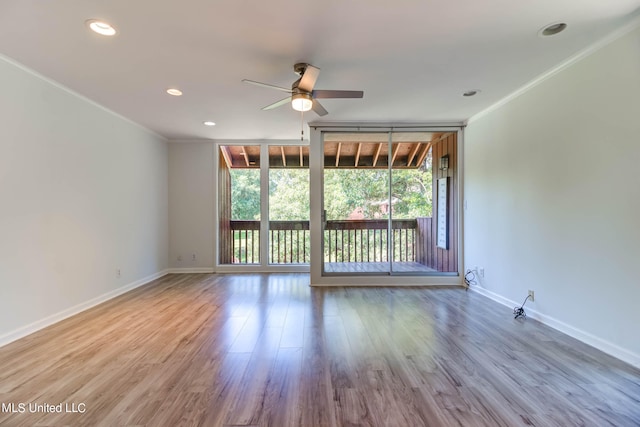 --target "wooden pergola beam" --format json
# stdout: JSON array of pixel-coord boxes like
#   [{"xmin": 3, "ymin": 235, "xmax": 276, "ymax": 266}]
[
  {"xmin": 299, "ymin": 146, "xmax": 304, "ymax": 167},
  {"xmin": 431, "ymin": 132, "xmax": 451, "ymax": 145},
  {"xmin": 372, "ymin": 143, "xmax": 383, "ymax": 167},
  {"xmin": 391, "ymin": 143, "xmax": 400, "ymax": 166},
  {"xmin": 407, "ymin": 143, "xmax": 421, "ymax": 167},
  {"xmin": 220, "ymin": 146, "xmax": 233, "ymax": 168},
  {"xmin": 335, "ymin": 142, "xmax": 342, "ymax": 167},
  {"xmin": 415, "ymin": 142, "xmax": 432, "ymax": 167},
  {"xmin": 355, "ymin": 143, "xmax": 362, "ymax": 167},
  {"xmin": 280, "ymin": 146, "xmax": 287, "ymax": 167},
  {"xmin": 240, "ymin": 146, "xmax": 250, "ymax": 167}
]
